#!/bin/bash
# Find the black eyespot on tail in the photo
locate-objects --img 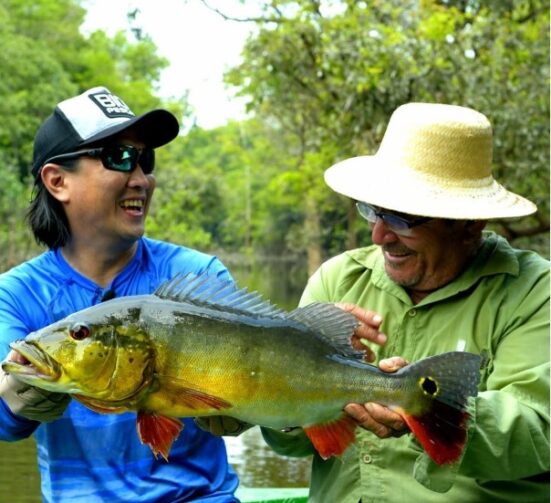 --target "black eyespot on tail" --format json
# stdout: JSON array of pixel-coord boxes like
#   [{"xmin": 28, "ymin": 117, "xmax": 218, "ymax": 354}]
[{"xmin": 399, "ymin": 352, "xmax": 482, "ymax": 465}]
